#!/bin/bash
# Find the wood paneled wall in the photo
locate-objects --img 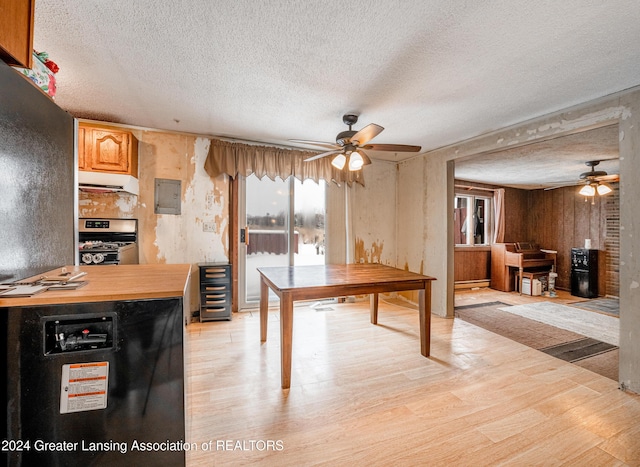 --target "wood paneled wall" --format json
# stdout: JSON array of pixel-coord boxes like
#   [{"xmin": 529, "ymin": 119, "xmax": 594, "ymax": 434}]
[
  {"xmin": 454, "ymin": 247, "xmax": 490, "ymax": 281},
  {"xmin": 526, "ymin": 183, "xmax": 618, "ymax": 294},
  {"xmin": 503, "ymin": 187, "xmax": 530, "ymax": 242},
  {"xmin": 453, "ymin": 181, "xmax": 619, "ymax": 297}
]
